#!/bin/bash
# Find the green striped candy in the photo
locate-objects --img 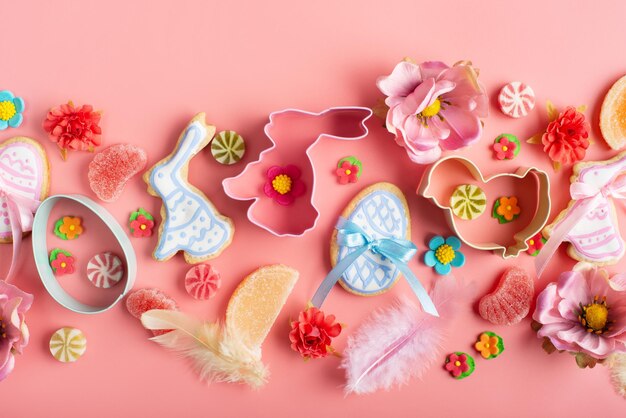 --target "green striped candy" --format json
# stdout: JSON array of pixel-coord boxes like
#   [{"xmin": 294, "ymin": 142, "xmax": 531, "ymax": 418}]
[
  {"xmin": 450, "ymin": 184, "xmax": 487, "ymax": 220},
  {"xmin": 211, "ymin": 130, "xmax": 245, "ymax": 165}
]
